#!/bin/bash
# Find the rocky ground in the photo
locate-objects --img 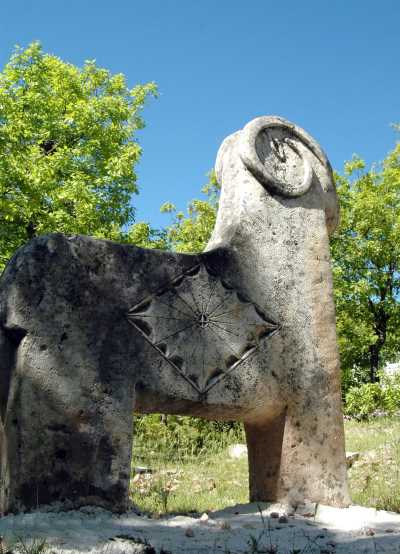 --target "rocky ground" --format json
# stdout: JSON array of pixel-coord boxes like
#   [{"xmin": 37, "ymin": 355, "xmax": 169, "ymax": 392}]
[{"xmin": 0, "ymin": 501, "xmax": 400, "ymax": 553}]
